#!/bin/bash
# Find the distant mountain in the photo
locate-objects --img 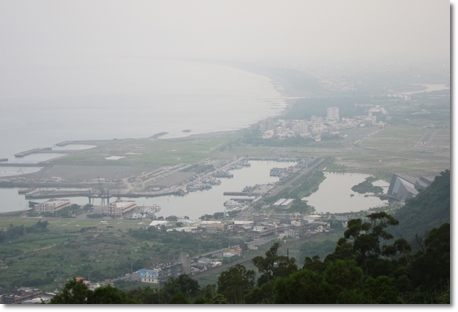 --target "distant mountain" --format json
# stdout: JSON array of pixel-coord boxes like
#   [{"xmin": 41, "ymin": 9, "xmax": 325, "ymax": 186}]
[{"xmin": 391, "ymin": 170, "xmax": 450, "ymax": 242}]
